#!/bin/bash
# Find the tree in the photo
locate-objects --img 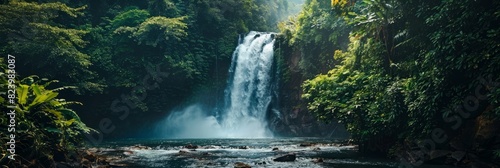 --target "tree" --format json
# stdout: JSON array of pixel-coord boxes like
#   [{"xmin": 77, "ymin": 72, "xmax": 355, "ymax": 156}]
[{"xmin": 0, "ymin": 1, "xmax": 104, "ymax": 93}]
